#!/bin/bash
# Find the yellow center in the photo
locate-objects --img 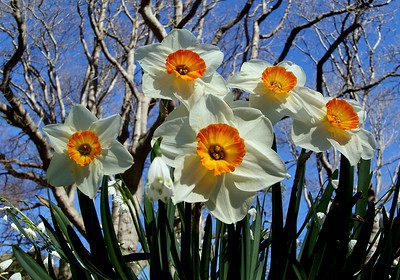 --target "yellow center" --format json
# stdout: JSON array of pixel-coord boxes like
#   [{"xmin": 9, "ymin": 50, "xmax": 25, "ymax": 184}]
[
  {"xmin": 165, "ymin": 49, "xmax": 206, "ymax": 81},
  {"xmin": 67, "ymin": 130, "xmax": 102, "ymax": 166},
  {"xmin": 325, "ymin": 98, "xmax": 359, "ymax": 130},
  {"xmin": 196, "ymin": 124, "xmax": 246, "ymax": 176},
  {"xmin": 261, "ymin": 66, "xmax": 297, "ymax": 94}
]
